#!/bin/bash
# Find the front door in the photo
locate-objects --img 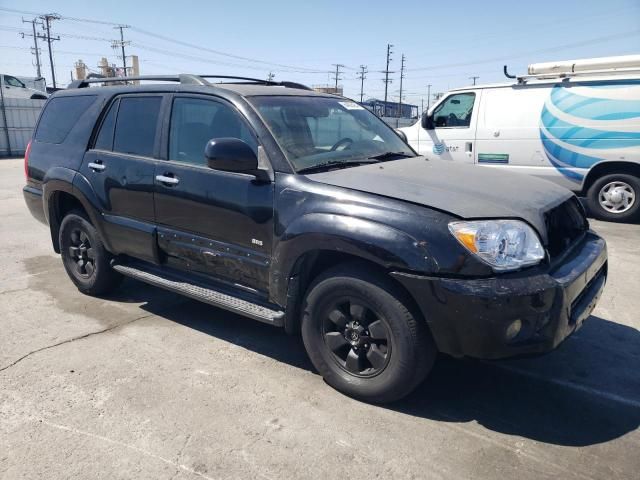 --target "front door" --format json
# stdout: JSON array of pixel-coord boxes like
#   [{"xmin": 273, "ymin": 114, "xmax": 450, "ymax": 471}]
[
  {"xmin": 153, "ymin": 95, "xmax": 274, "ymax": 293},
  {"xmin": 81, "ymin": 94, "xmax": 164, "ymax": 263},
  {"xmin": 420, "ymin": 91, "xmax": 479, "ymax": 164}
]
